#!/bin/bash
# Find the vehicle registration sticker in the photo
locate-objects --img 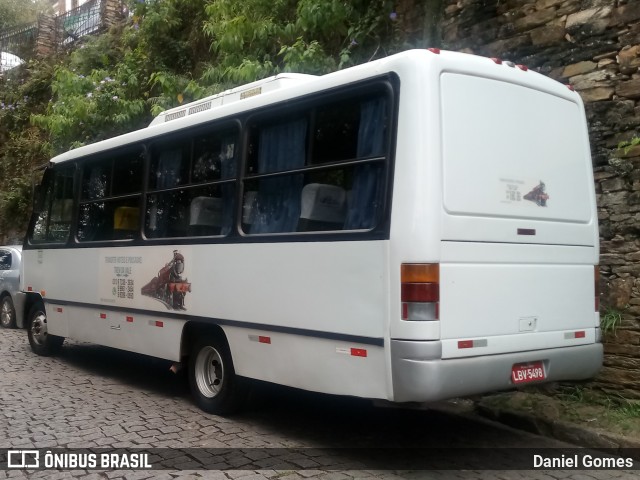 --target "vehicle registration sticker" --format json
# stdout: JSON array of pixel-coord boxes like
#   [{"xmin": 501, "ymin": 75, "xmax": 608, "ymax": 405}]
[{"xmin": 511, "ymin": 361, "xmax": 546, "ymax": 384}]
